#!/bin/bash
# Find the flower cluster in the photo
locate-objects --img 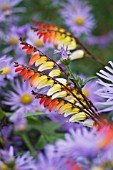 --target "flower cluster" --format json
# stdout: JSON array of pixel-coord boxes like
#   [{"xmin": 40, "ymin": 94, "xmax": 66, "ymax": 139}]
[
  {"xmin": 14, "ymin": 35, "xmax": 99, "ymax": 126},
  {"xmin": 0, "ymin": 0, "xmax": 113, "ymax": 170},
  {"xmin": 60, "ymin": 0, "xmax": 95, "ymax": 36}
]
